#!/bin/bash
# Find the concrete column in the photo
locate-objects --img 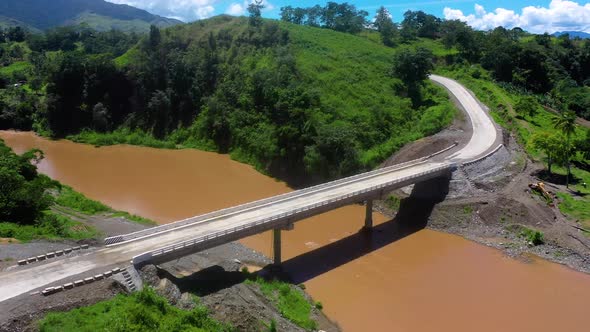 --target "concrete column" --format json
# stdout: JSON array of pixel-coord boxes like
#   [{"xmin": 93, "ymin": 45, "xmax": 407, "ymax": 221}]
[
  {"xmin": 365, "ymin": 200, "xmax": 373, "ymax": 229},
  {"xmin": 273, "ymin": 229, "xmax": 281, "ymax": 266}
]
